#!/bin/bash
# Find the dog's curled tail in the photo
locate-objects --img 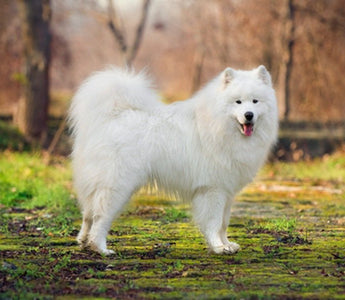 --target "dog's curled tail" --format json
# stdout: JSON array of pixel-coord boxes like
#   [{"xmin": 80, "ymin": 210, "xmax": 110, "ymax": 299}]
[{"xmin": 68, "ymin": 67, "xmax": 160, "ymax": 138}]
